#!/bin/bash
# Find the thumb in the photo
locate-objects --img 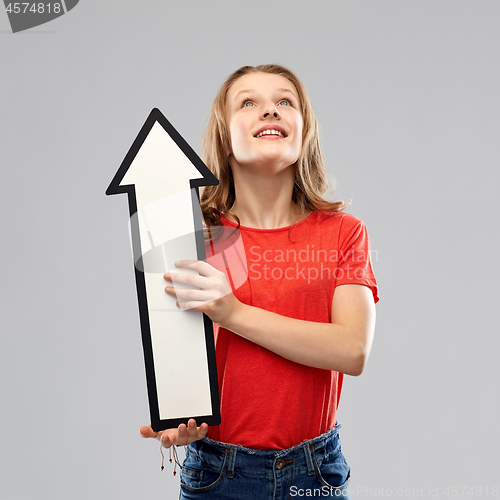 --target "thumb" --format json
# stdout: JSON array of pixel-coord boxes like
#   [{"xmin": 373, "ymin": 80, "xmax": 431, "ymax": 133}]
[{"xmin": 139, "ymin": 425, "xmax": 158, "ymax": 439}]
